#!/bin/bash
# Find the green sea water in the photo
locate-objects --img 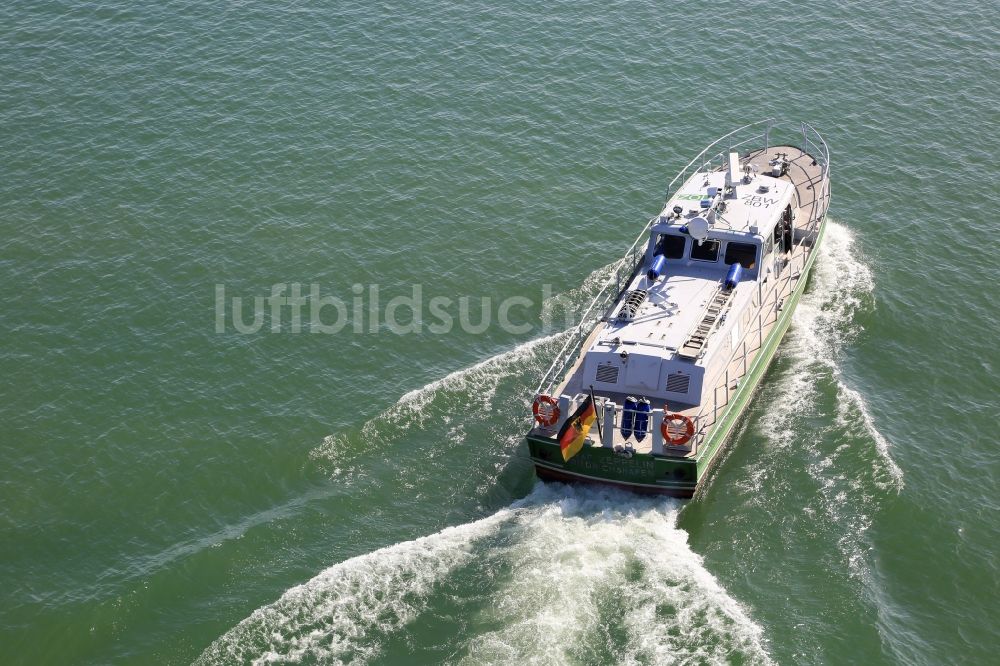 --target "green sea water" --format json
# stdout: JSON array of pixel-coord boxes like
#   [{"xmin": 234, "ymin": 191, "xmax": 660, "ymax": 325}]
[{"xmin": 2, "ymin": 1, "xmax": 998, "ymax": 663}]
